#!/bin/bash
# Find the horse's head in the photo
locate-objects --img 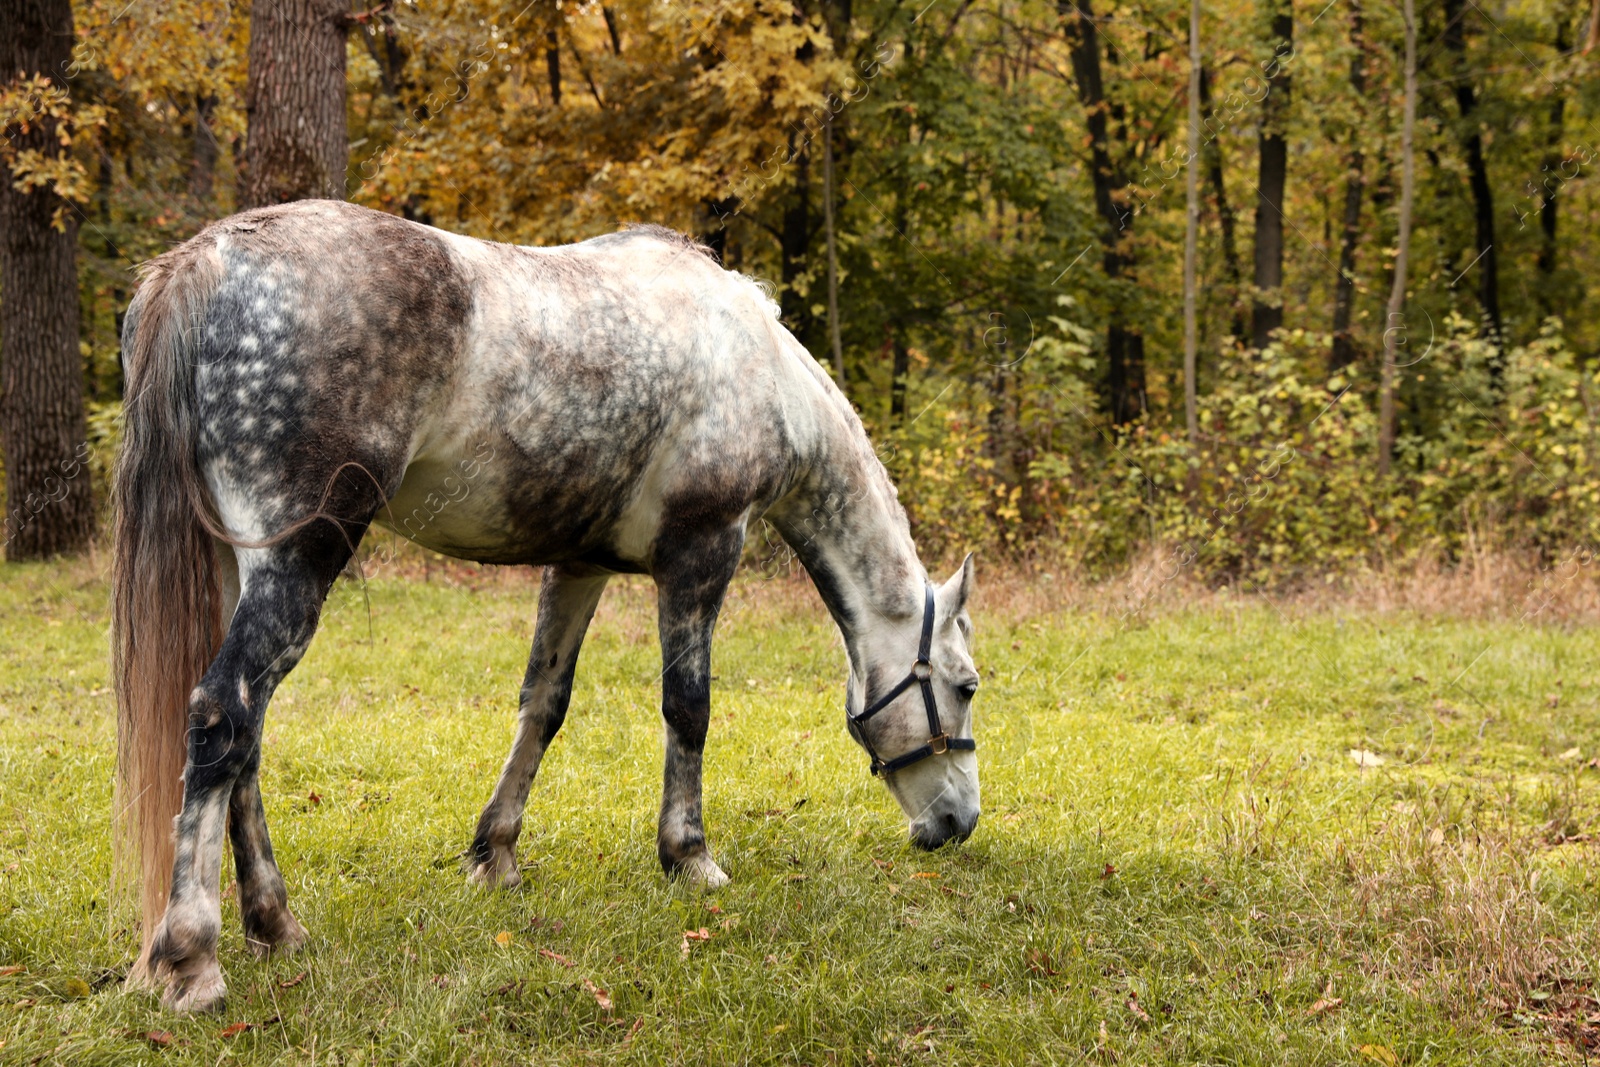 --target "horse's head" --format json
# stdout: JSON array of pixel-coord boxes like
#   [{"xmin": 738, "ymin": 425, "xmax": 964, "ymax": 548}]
[{"xmin": 847, "ymin": 555, "xmax": 981, "ymax": 850}]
